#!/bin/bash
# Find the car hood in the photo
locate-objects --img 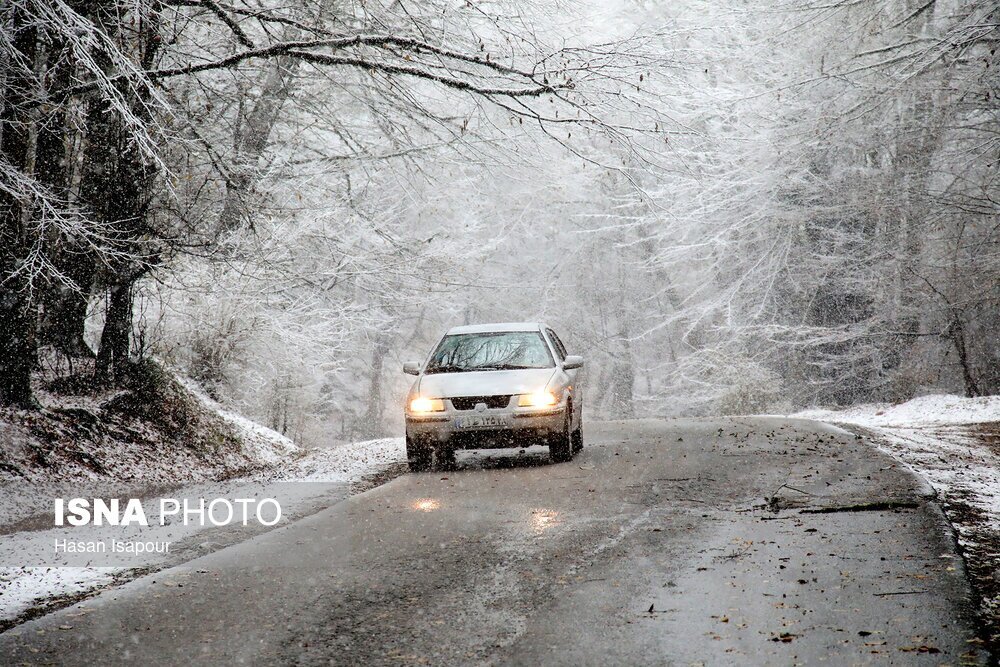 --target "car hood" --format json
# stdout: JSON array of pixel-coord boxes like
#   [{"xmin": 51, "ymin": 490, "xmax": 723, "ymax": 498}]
[{"xmin": 417, "ymin": 368, "xmax": 557, "ymax": 398}]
